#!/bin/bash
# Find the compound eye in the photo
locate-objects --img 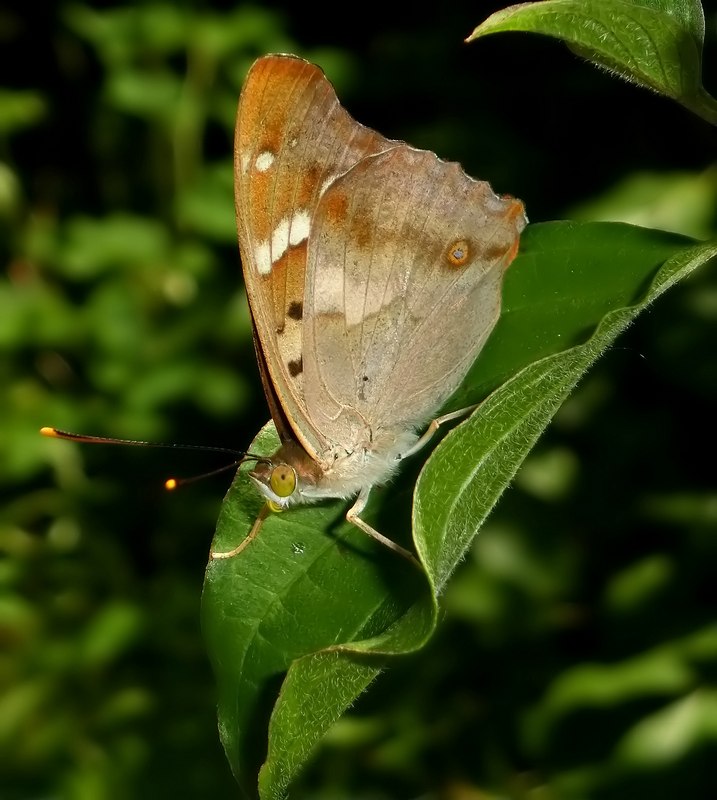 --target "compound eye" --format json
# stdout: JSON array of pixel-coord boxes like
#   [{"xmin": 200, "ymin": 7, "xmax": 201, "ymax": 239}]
[{"xmin": 269, "ymin": 464, "xmax": 297, "ymax": 499}]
